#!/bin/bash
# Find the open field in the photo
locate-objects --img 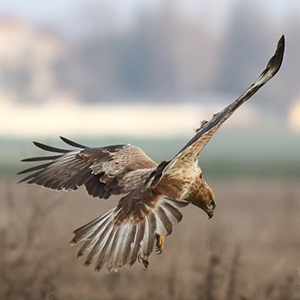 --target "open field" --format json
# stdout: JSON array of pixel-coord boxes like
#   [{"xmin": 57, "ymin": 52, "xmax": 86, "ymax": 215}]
[{"xmin": 1, "ymin": 177, "xmax": 300, "ymax": 300}]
